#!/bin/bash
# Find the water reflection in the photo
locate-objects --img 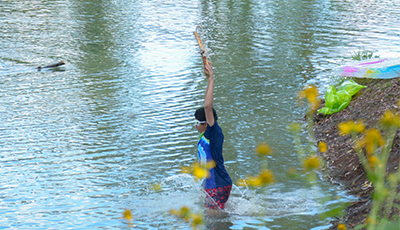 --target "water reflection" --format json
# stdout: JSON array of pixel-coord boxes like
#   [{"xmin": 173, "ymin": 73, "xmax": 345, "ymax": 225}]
[
  {"xmin": 70, "ymin": 0, "xmax": 123, "ymax": 154},
  {"xmin": 72, "ymin": 0, "xmax": 120, "ymax": 73}
]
